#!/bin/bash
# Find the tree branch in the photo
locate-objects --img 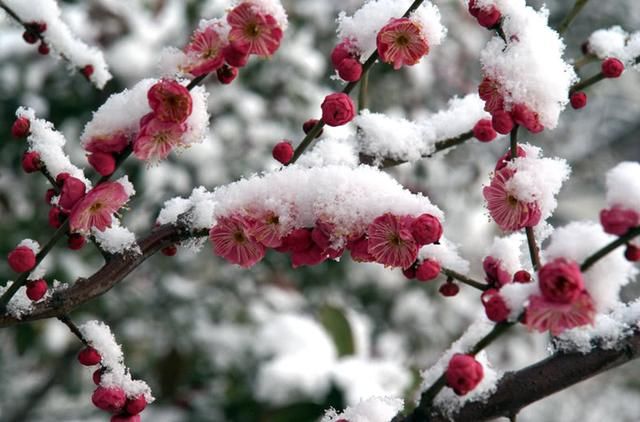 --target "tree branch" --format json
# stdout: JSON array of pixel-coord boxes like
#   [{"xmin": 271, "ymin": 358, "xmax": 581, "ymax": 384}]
[
  {"xmin": 0, "ymin": 222, "xmax": 208, "ymax": 327},
  {"xmin": 419, "ymin": 328, "xmax": 640, "ymax": 421}
]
